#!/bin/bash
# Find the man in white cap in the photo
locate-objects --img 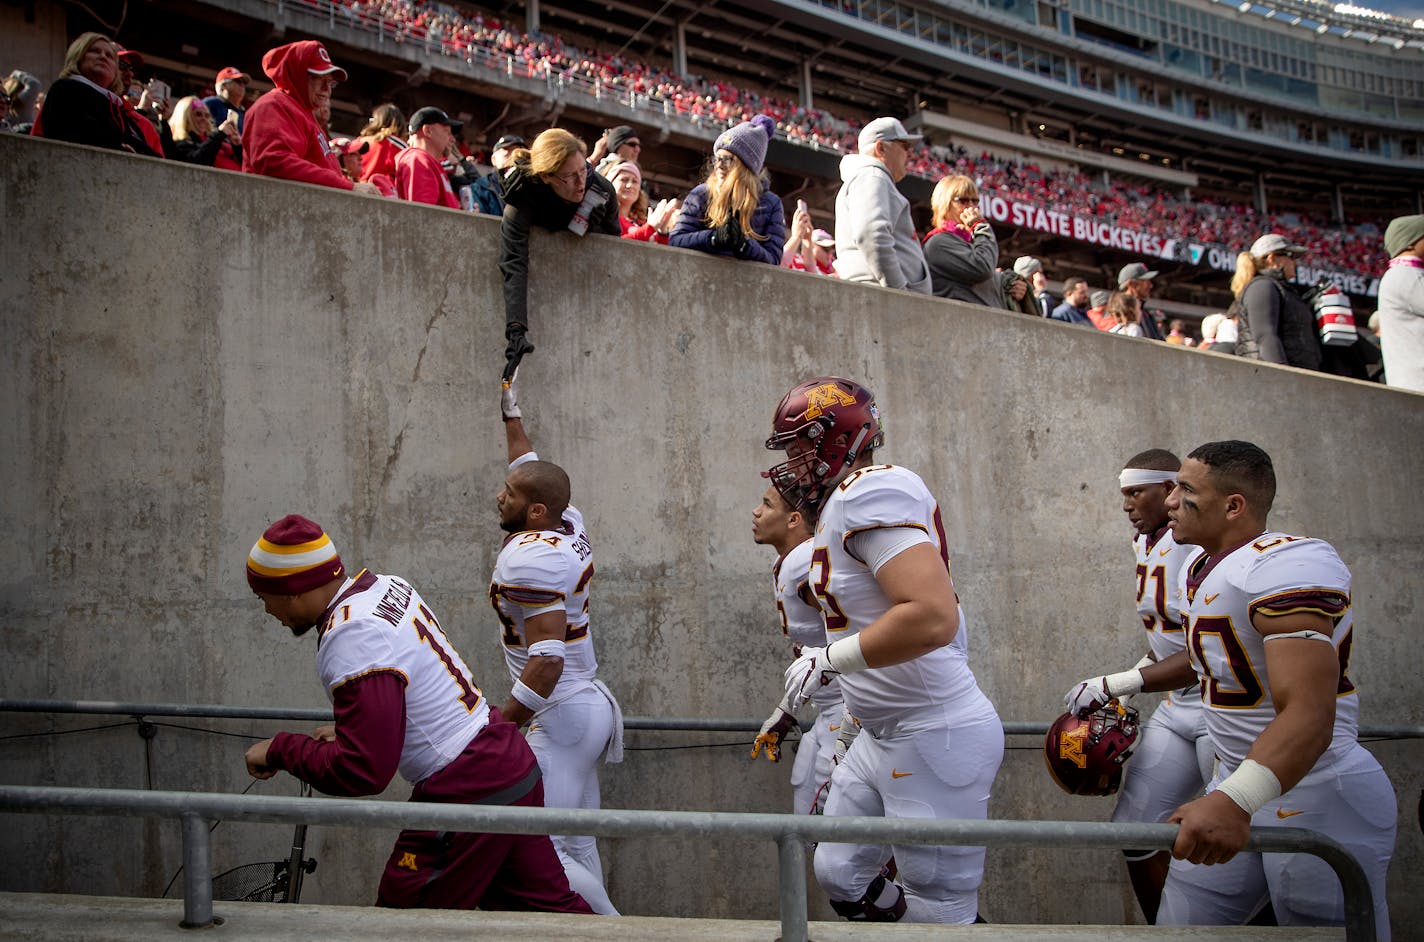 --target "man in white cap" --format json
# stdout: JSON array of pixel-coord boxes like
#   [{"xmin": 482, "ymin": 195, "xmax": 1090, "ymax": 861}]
[
  {"xmin": 1119, "ymin": 262, "xmax": 1165, "ymax": 339},
  {"xmin": 834, "ymin": 117, "xmax": 930, "ymax": 294}
]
